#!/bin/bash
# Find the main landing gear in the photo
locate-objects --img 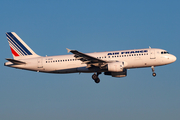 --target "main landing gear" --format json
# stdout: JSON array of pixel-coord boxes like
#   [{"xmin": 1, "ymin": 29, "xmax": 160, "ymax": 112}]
[
  {"xmin": 151, "ymin": 66, "xmax": 156, "ymax": 77},
  {"xmin": 92, "ymin": 72, "xmax": 101, "ymax": 83}
]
